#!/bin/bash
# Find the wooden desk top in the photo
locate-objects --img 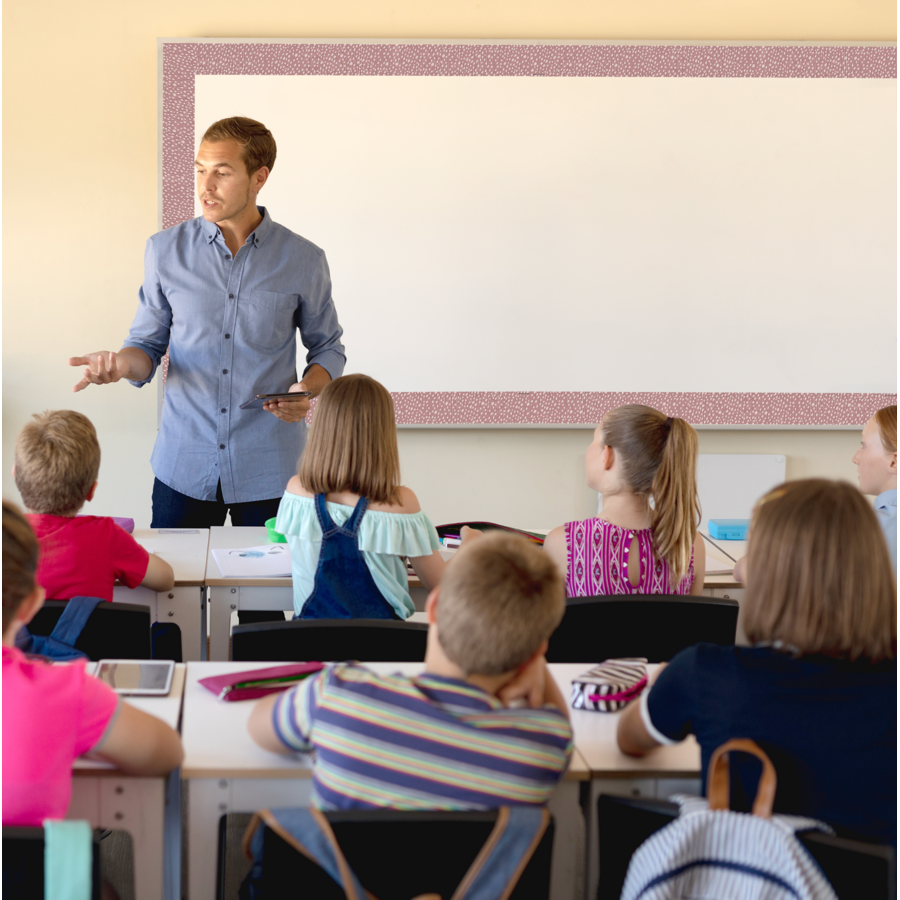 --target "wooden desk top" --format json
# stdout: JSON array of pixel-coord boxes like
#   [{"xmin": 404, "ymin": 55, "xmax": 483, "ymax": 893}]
[
  {"xmin": 75, "ymin": 663, "xmax": 187, "ymax": 775},
  {"xmin": 206, "ymin": 526, "xmax": 292, "ymax": 587},
  {"xmin": 130, "ymin": 529, "xmax": 210, "ymax": 587},
  {"xmin": 182, "ymin": 662, "xmax": 591, "ymax": 781},
  {"xmin": 549, "ymin": 664, "xmax": 700, "ymax": 778}
]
